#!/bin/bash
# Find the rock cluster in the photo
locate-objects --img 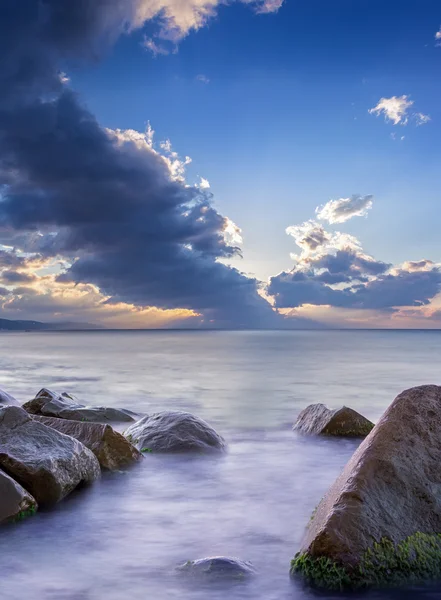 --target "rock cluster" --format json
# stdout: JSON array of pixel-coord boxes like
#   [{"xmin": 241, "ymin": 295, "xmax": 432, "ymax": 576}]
[
  {"xmin": 0, "ymin": 405, "xmax": 100, "ymax": 505},
  {"xmin": 0, "ymin": 386, "xmax": 226, "ymax": 531},
  {"xmin": 291, "ymin": 385, "xmax": 441, "ymax": 590}
]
